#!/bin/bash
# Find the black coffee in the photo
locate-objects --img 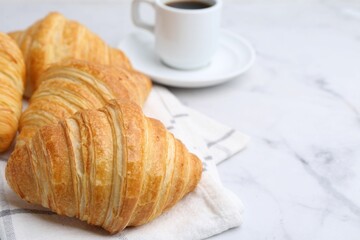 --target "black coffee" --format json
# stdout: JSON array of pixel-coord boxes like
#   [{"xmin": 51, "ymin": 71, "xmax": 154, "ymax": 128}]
[{"xmin": 166, "ymin": 1, "xmax": 213, "ymax": 10}]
